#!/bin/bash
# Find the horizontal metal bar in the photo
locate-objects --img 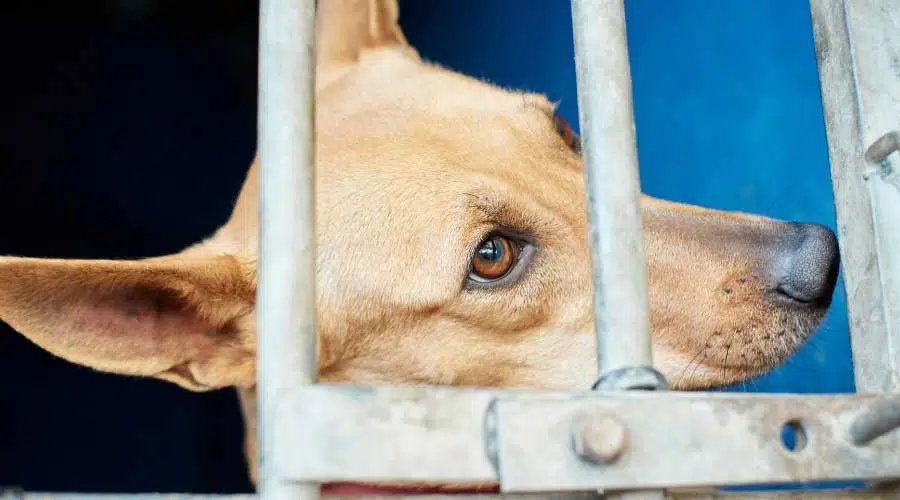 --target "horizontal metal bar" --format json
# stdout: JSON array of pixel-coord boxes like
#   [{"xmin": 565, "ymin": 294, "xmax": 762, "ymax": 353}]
[
  {"xmin": 275, "ymin": 385, "xmax": 504, "ymax": 484},
  {"xmin": 493, "ymin": 394, "xmax": 896, "ymax": 492},
  {"xmin": 270, "ymin": 385, "xmax": 900, "ymax": 490},
  {"xmin": 16, "ymin": 497, "xmax": 256, "ymax": 500},
  {"xmin": 13, "ymin": 486, "xmax": 900, "ymax": 500}
]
